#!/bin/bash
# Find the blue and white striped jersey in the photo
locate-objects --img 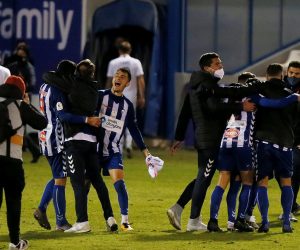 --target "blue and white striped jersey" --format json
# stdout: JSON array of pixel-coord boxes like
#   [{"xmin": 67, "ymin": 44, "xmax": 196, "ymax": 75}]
[
  {"xmin": 39, "ymin": 84, "xmax": 65, "ymax": 156},
  {"xmin": 97, "ymin": 89, "xmax": 146, "ymax": 157},
  {"xmin": 220, "ymin": 93, "xmax": 298, "ymax": 149},
  {"xmin": 220, "ymin": 110, "xmax": 255, "ymax": 149},
  {"xmin": 39, "ymin": 83, "xmax": 87, "ymax": 155}
]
